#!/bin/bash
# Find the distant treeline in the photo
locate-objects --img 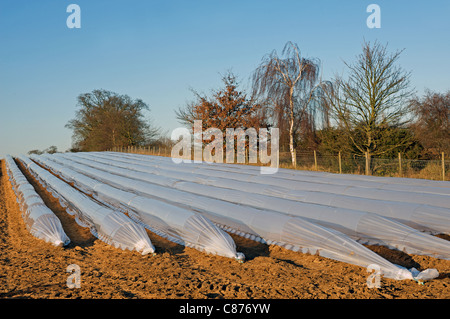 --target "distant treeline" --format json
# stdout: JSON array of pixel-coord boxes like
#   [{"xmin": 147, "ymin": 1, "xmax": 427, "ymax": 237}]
[{"xmin": 58, "ymin": 40, "xmax": 448, "ymax": 163}]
